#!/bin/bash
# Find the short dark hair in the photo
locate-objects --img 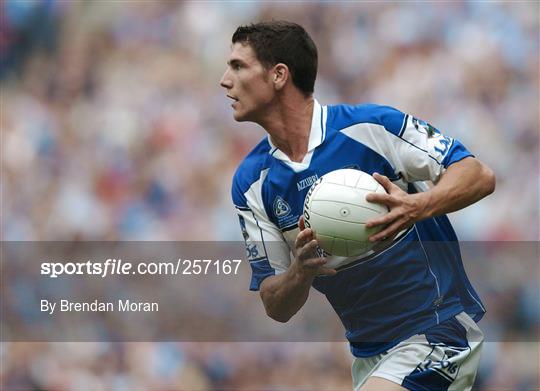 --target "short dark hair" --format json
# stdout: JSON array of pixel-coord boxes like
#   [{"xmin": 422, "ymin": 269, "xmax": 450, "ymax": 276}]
[{"xmin": 232, "ymin": 21, "xmax": 318, "ymax": 96}]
